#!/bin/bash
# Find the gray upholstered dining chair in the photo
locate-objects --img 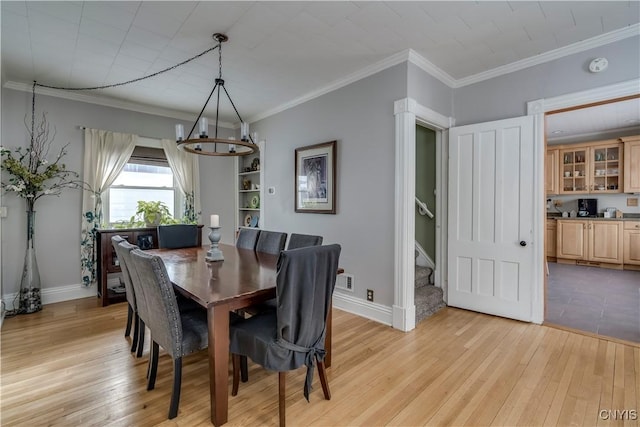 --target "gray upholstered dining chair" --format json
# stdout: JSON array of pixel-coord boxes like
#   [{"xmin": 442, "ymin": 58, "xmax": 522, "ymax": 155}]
[
  {"xmin": 111, "ymin": 235, "xmax": 140, "ymax": 353},
  {"xmin": 230, "ymin": 244, "xmax": 341, "ymax": 427},
  {"xmin": 255, "ymin": 230, "xmax": 287, "ymax": 255},
  {"xmin": 236, "ymin": 228, "xmax": 261, "ymax": 250},
  {"xmin": 129, "ymin": 248, "xmax": 209, "ymax": 420},
  {"xmin": 286, "ymin": 233, "xmax": 323, "ymax": 250},
  {"xmin": 116, "ymin": 240, "xmax": 150, "ymax": 358},
  {"xmin": 157, "ymin": 224, "xmax": 199, "ymax": 249}
]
